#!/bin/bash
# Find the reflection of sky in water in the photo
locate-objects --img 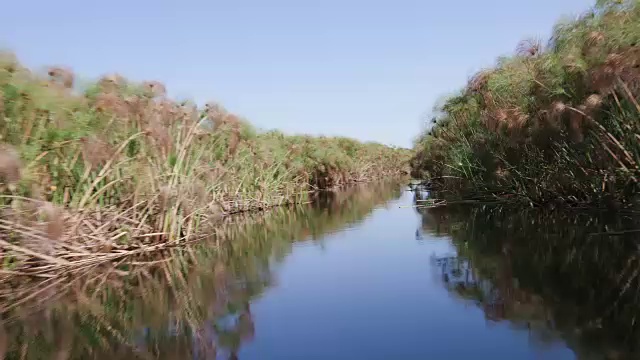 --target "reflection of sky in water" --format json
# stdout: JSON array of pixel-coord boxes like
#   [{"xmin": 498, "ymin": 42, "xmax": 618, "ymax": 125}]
[
  {"xmin": 238, "ymin": 190, "xmax": 576, "ymax": 360},
  {"xmin": 217, "ymin": 313, "xmax": 242, "ymax": 331}
]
